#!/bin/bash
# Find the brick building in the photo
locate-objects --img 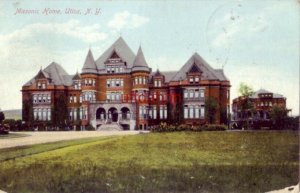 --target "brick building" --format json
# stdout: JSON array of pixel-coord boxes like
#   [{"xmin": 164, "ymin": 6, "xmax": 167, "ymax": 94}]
[
  {"xmin": 232, "ymin": 89, "xmax": 287, "ymax": 128},
  {"xmin": 21, "ymin": 37, "xmax": 230, "ymax": 130}
]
